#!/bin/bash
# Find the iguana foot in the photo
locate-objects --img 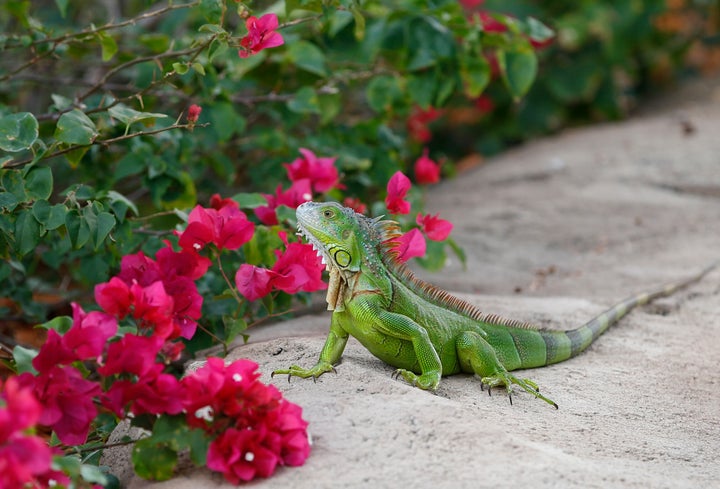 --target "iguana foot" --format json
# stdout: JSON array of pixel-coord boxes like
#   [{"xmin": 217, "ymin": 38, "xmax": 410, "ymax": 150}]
[
  {"xmin": 392, "ymin": 369, "xmax": 441, "ymax": 390},
  {"xmin": 272, "ymin": 361, "xmax": 336, "ymax": 382},
  {"xmin": 479, "ymin": 372, "xmax": 557, "ymax": 409}
]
